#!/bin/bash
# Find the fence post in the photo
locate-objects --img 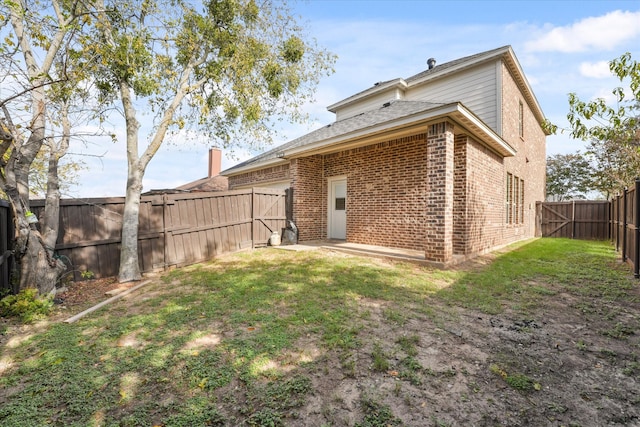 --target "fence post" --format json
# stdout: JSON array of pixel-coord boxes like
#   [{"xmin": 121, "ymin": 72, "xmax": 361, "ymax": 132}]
[
  {"xmin": 635, "ymin": 179, "xmax": 640, "ymax": 278},
  {"xmin": 571, "ymin": 200, "xmax": 576, "ymax": 239},
  {"xmin": 623, "ymin": 188, "xmax": 628, "ymax": 262},
  {"xmin": 251, "ymin": 188, "xmax": 255, "ymax": 249},
  {"xmin": 162, "ymin": 194, "xmax": 169, "ymax": 270},
  {"xmin": 615, "ymin": 196, "xmax": 619, "ymax": 251}
]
